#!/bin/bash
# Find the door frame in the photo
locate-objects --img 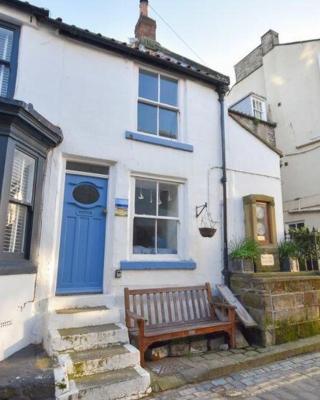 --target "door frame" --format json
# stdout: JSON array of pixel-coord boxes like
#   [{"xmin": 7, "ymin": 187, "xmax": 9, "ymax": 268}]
[{"xmin": 52, "ymin": 156, "xmax": 115, "ymax": 297}]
